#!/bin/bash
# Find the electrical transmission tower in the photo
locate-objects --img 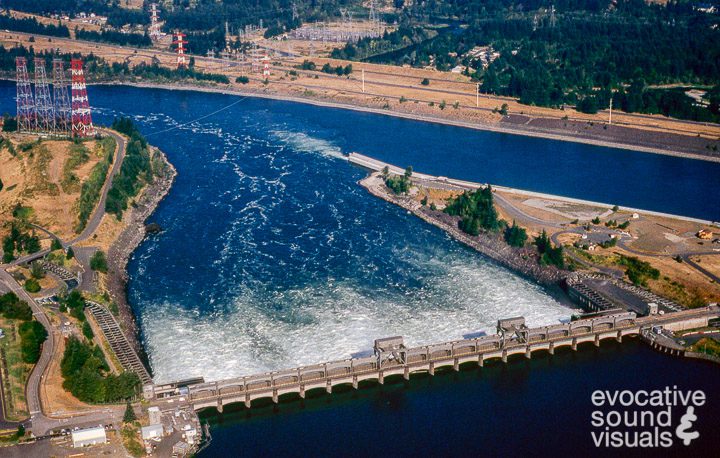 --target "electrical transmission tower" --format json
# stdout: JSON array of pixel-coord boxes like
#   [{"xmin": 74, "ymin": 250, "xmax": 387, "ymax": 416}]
[
  {"xmin": 71, "ymin": 59, "xmax": 95, "ymax": 138},
  {"xmin": 173, "ymin": 31, "xmax": 188, "ymax": 68},
  {"xmin": 34, "ymin": 58, "xmax": 55, "ymax": 134},
  {"xmin": 149, "ymin": 3, "xmax": 162, "ymax": 40},
  {"xmin": 369, "ymin": 0, "xmax": 377, "ymax": 22},
  {"xmin": 53, "ymin": 59, "xmax": 72, "ymax": 135},
  {"xmin": 549, "ymin": 5, "xmax": 557, "ymax": 28},
  {"xmin": 15, "ymin": 57, "xmax": 35, "ymax": 132}
]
